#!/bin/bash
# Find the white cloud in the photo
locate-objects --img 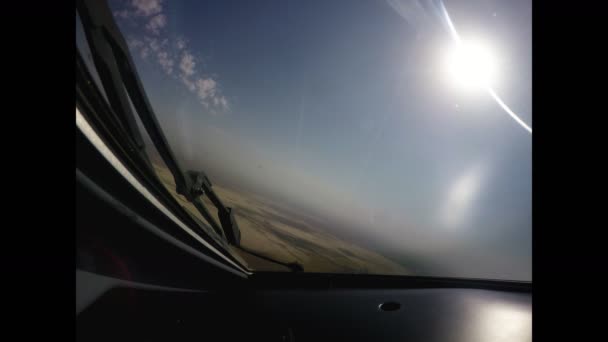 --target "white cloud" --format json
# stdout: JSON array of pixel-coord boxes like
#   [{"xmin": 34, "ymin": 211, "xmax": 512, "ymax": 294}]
[
  {"xmin": 127, "ymin": 37, "xmax": 143, "ymax": 49},
  {"xmin": 127, "ymin": 37, "xmax": 150, "ymax": 59},
  {"xmin": 146, "ymin": 37, "xmax": 160, "ymax": 52},
  {"xmin": 157, "ymin": 50, "xmax": 174, "ymax": 75},
  {"xmin": 196, "ymin": 78, "xmax": 217, "ymax": 101},
  {"xmin": 145, "ymin": 14, "xmax": 166, "ymax": 34},
  {"xmin": 219, "ymin": 96, "xmax": 229, "ymax": 111},
  {"xmin": 208, "ymin": 95, "xmax": 228, "ymax": 115},
  {"xmin": 176, "ymin": 74, "xmax": 229, "ymax": 112},
  {"xmin": 176, "ymin": 37, "xmax": 186, "ymax": 50},
  {"xmin": 179, "ymin": 52, "xmax": 196, "ymax": 77},
  {"xmin": 181, "ymin": 75, "xmax": 196, "ymax": 92},
  {"xmin": 132, "ymin": 0, "xmax": 163, "ymax": 17},
  {"xmin": 140, "ymin": 47, "xmax": 150, "ymax": 59},
  {"xmin": 114, "ymin": 0, "xmax": 229, "ymax": 113},
  {"xmin": 209, "ymin": 95, "xmax": 229, "ymax": 111}
]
